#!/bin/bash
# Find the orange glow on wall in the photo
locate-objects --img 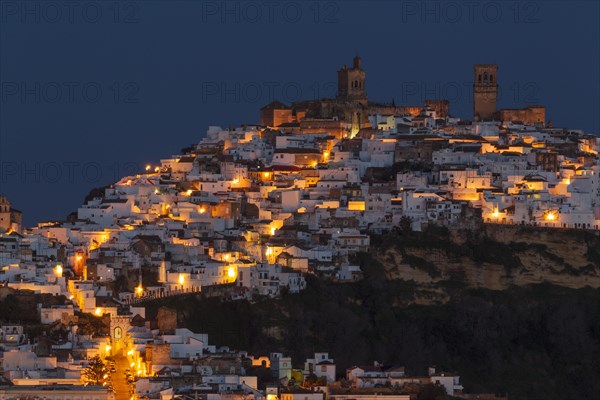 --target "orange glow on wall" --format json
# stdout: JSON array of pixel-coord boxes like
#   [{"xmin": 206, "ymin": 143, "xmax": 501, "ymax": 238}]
[{"xmin": 348, "ymin": 201, "xmax": 366, "ymax": 211}]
